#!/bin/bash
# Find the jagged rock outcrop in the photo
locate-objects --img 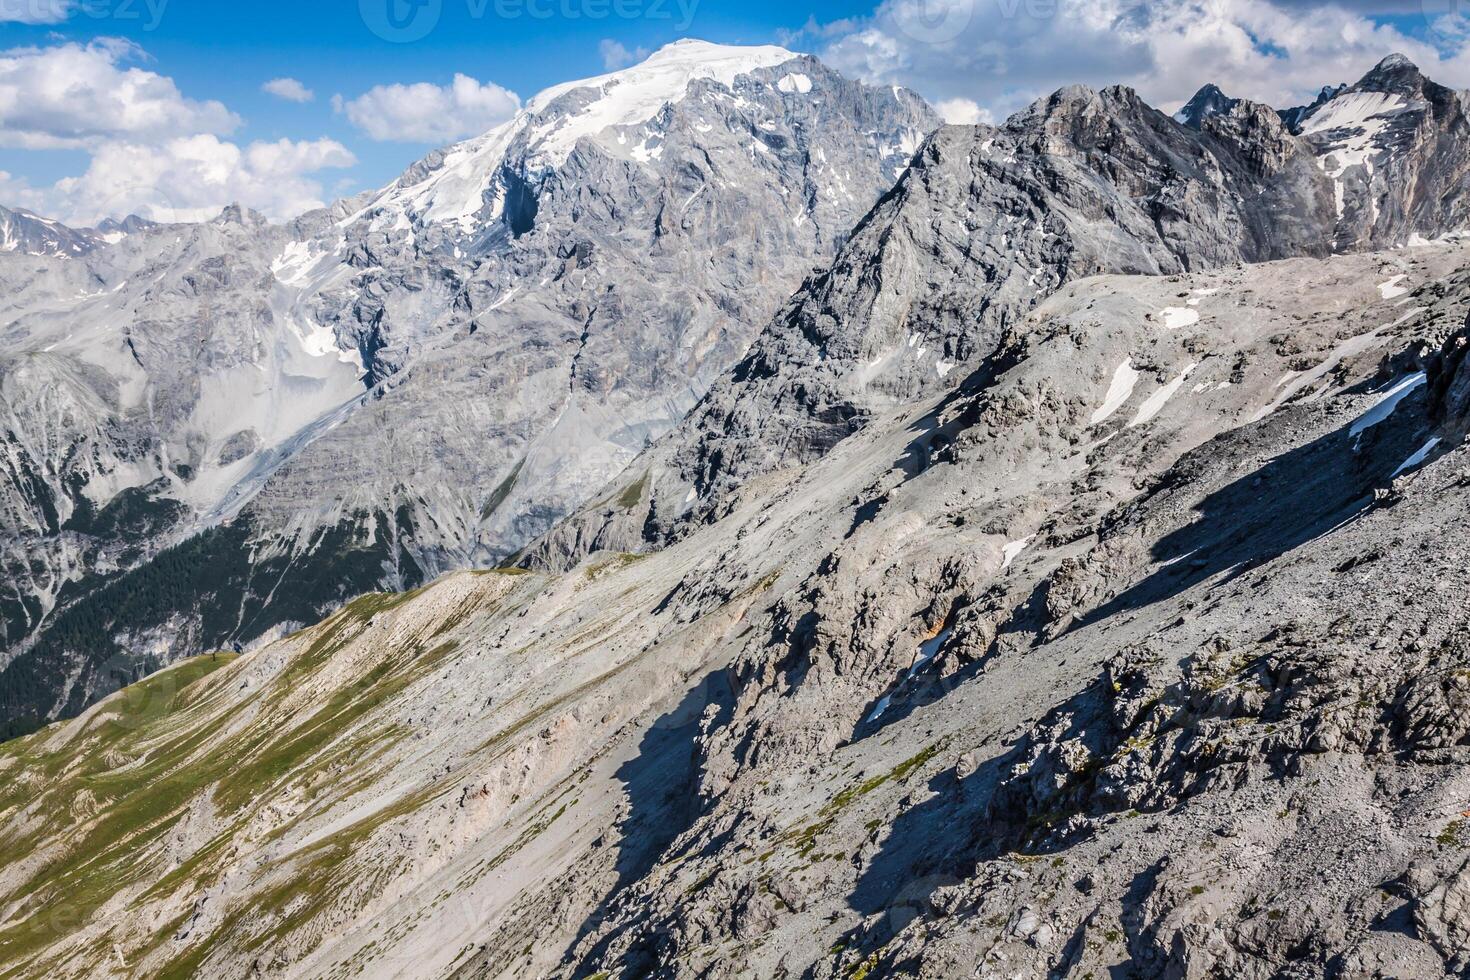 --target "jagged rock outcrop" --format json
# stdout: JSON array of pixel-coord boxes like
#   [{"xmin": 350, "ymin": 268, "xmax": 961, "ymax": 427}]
[{"xmin": 1427, "ymin": 318, "xmax": 1470, "ymax": 428}]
